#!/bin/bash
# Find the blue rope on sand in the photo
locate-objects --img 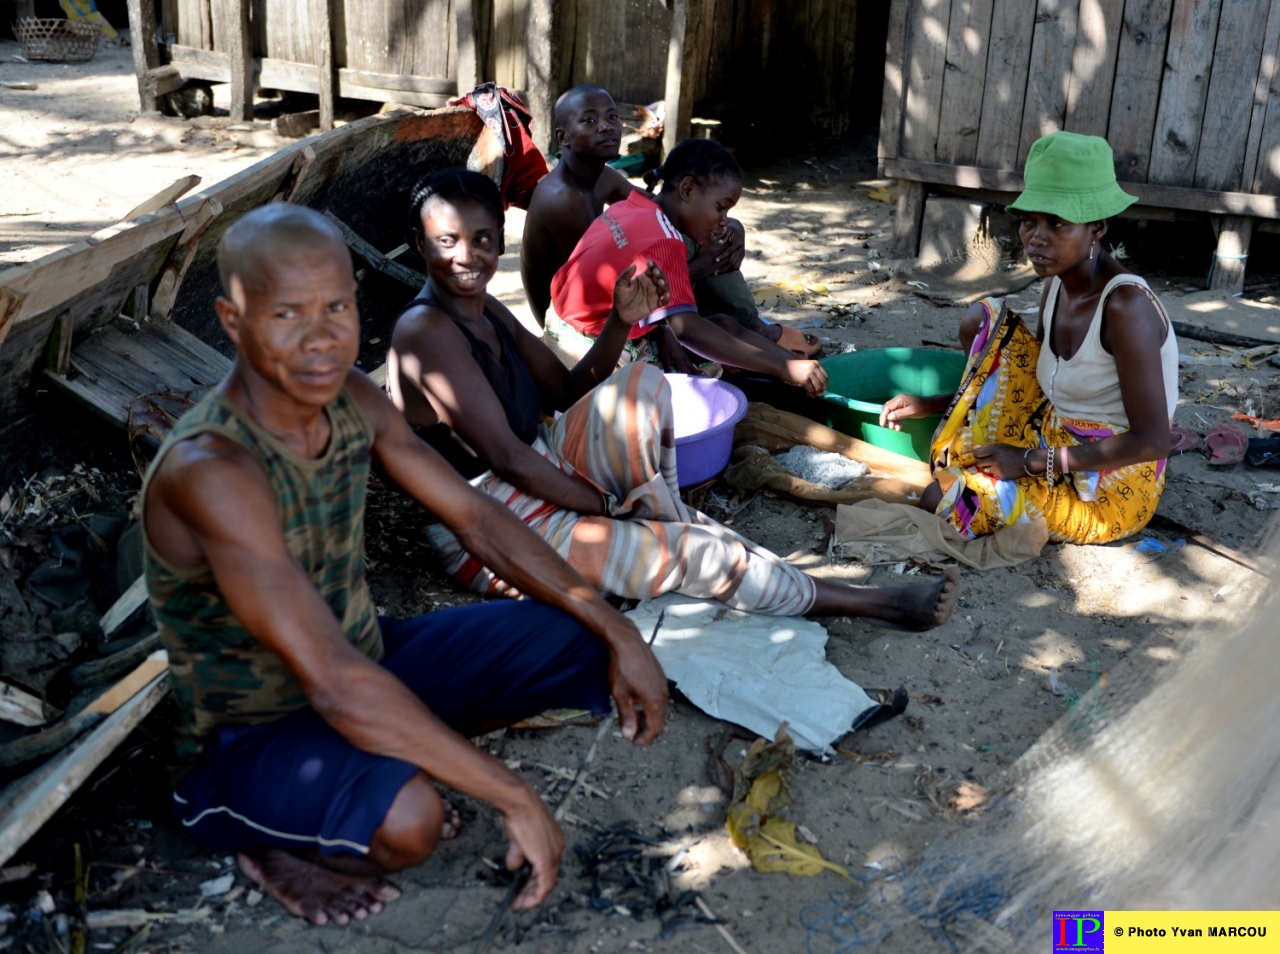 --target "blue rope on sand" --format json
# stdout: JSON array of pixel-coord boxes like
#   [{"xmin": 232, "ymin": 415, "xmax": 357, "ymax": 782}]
[{"xmin": 799, "ymin": 800, "xmax": 1037, "ymax": 952}]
